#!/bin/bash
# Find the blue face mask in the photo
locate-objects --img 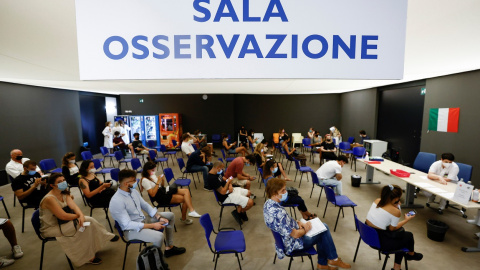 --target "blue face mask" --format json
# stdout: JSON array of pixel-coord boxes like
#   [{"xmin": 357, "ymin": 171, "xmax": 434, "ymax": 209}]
[
  {"xmin": 217, "ymin": 169, "xmax": 223, "ymax": 175},
  {"xmin": 57, "ymin": 181, "xmax": 68, "ymax": 191},
  {"xmin": 272, "ymin": 167, "xmax": 278, "ymax": 174},
  {"xmin": 131, "ymin": 181, "xmax": 138, "ymax": 190},
  {"xmin": 245, "ymin": 163, "xmax": 250, "ymax": 167},
  {"xmin": 28, "ymin": 170, "xmax": 36, "ymax": 175},
  {"xmin": 279, "ymin": 191, "xmax": 288, "ymax": 202}
]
